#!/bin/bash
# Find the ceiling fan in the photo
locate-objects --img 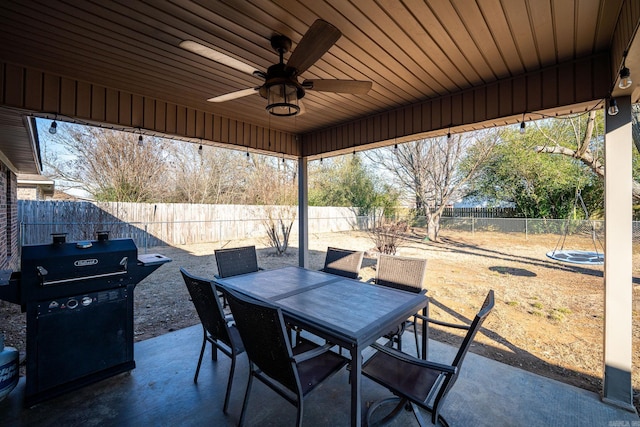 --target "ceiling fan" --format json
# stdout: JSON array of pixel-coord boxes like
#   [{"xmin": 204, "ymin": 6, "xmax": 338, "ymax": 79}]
[{"xmin": 179, "ymin": 19, "xmax": 372, "ymax": 117}]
